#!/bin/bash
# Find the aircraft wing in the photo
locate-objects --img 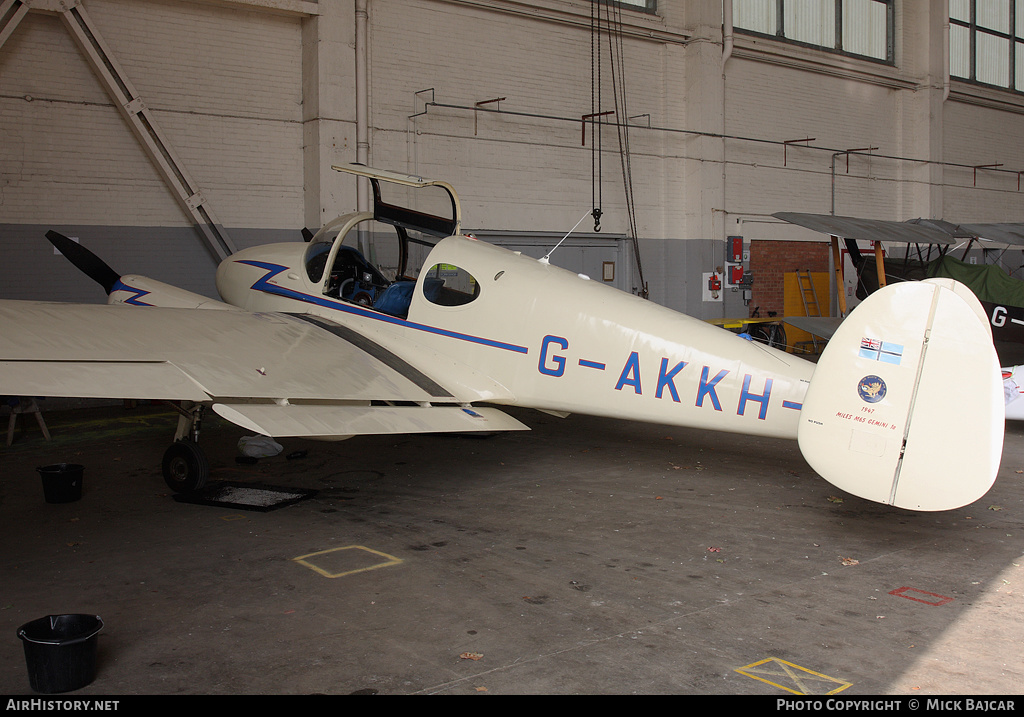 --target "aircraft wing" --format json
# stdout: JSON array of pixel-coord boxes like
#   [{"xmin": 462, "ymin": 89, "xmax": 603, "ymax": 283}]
[
  {"xmin": 773, "ymin": 213, "xmax": 959, "ymax": 244},
  {"xmin": 0, "ymin": 300, "xmax": 527, "ymax": 437},
  {"xmin": 957, "ymin": 222, "xmax": 1024, "ymax": 246},
  {"xmin": 775, "ymin": 212, "xmax": 1024, "ymax": 247}
]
